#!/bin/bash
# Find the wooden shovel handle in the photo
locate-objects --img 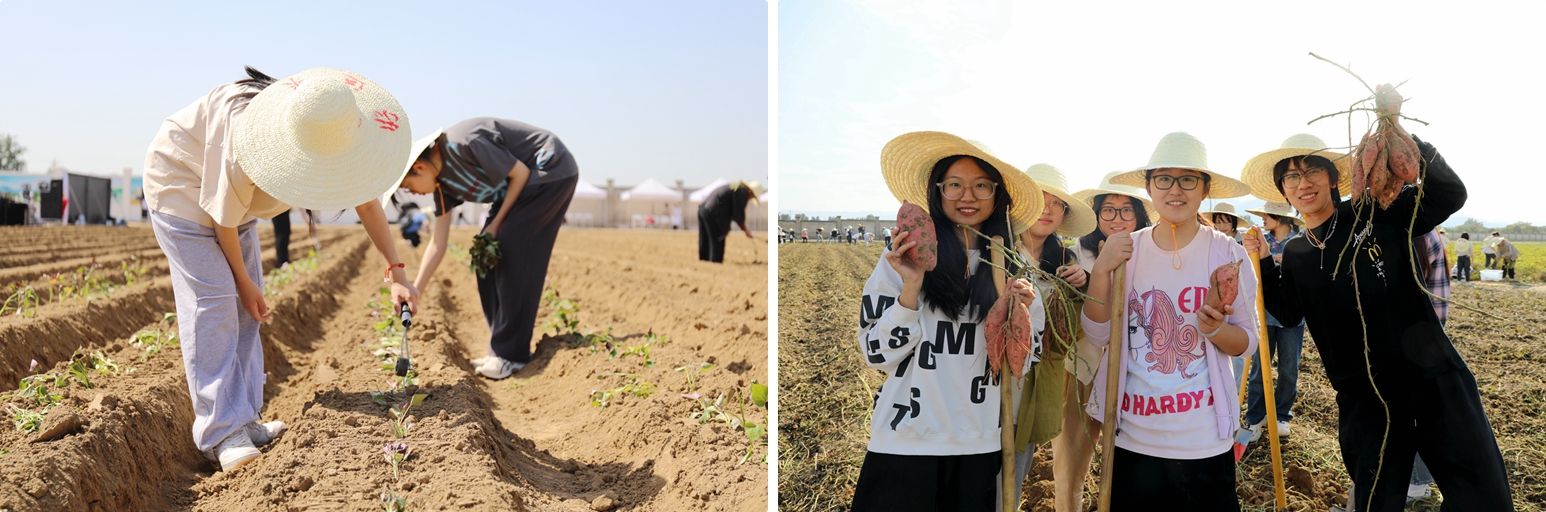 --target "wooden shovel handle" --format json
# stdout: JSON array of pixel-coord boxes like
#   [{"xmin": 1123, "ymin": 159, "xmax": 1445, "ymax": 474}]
[{"xmin": 1097, "ymin": 261, "xmax": 1125, "ymax": 512}]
